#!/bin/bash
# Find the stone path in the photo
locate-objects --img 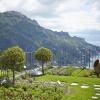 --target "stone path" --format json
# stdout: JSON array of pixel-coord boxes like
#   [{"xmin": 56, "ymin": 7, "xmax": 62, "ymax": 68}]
[
  {"xmin": 92, "ymin": 85, "xmax": 100, "ymax": 99},
  {"xmin": 81, "ymin": 85, "xmax": 89, "ymax": 88},
  {"xmin": 42, "ymin": 81, "xmax": 66, "ymax": 87},
  {"xmin": 70, "ymin": 83, "xmax": 78, "ymax": 86},
  {"xmin": 91, "ymin": 96, "xmax": 98, "ymax": 99},
  {"xmin": 70, "ymin": 83, "xmax": 100, "ymax": 100}
]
